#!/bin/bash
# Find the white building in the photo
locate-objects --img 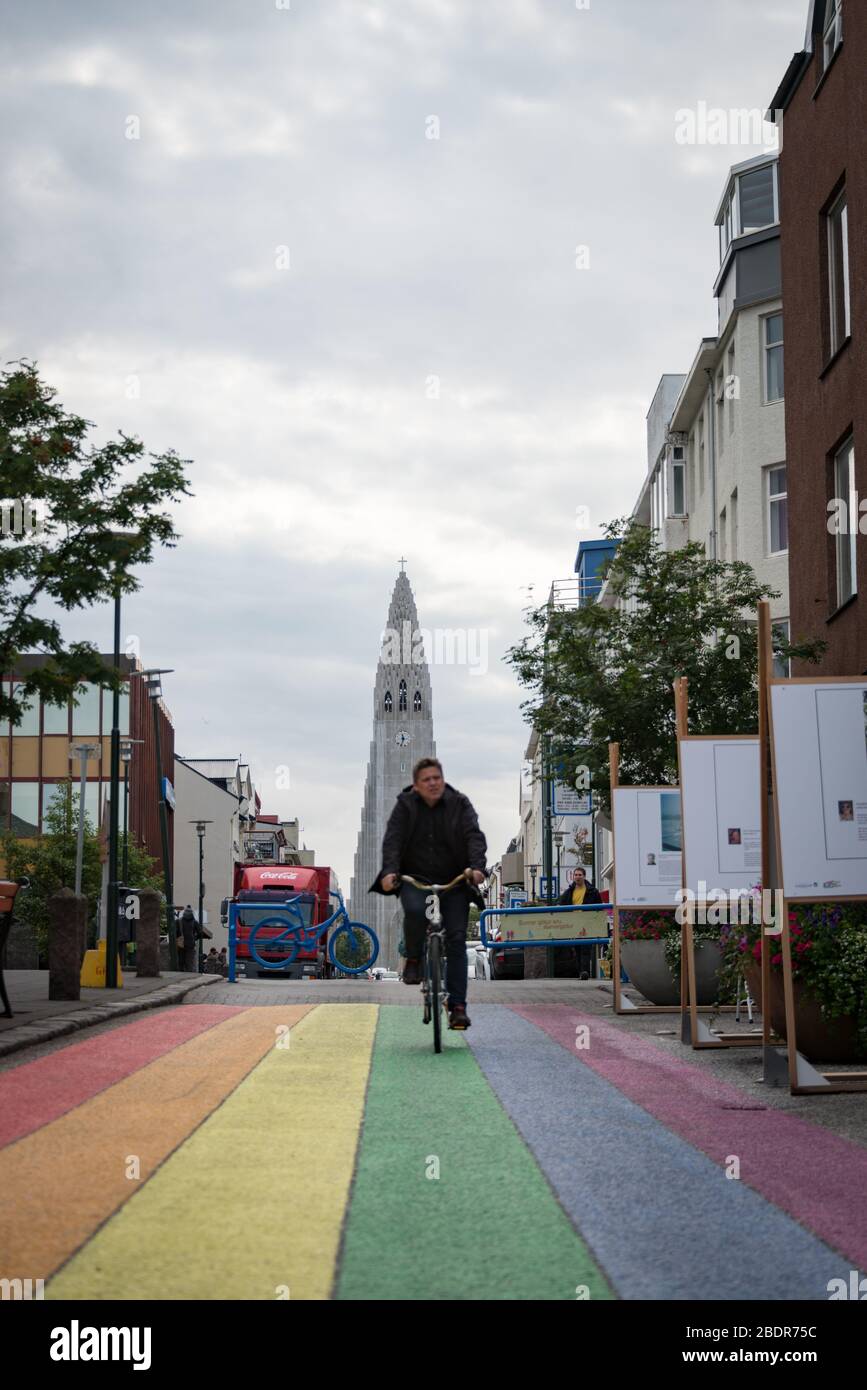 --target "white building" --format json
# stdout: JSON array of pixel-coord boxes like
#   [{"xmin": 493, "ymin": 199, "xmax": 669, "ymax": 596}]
[
  {"xmin": 633, "ymin": 153, "xmax": 788, "ymax": 631},
  {"xmin": 172, "ymin": 758, "xmax": 243, "ymax": 953},
  {"xmin": 595, "ymin": 153, "xmax": 789, "ymax": 891}
]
